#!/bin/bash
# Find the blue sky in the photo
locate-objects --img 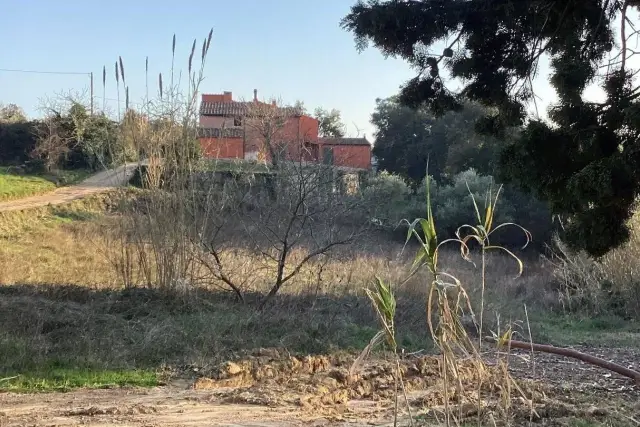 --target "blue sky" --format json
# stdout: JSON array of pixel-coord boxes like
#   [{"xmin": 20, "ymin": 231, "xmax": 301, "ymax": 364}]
[
  {"xmin": 3, "ymin": 0, "xmax": 417, "ymax": 139},
  {"xmin": 5, "ymin": 1, "xmax": 632, "ymax": 139}
]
